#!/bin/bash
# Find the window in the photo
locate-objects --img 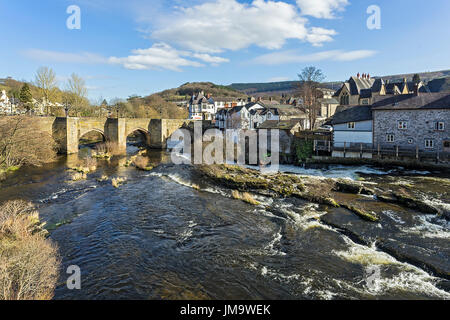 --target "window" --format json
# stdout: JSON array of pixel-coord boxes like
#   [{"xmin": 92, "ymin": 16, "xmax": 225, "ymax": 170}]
[
  {"xmin": 386, "ymin": 134, "xmax": 395, "ymax": 143},
  {"xmin": 340, "ymin": 93, "xmax": 349, "ymax": 105},
  {"xmin": 407, "ymin": 138, "xmax": 414, "ymax": 144},
  {"xmin": 425, "ymin": 139, "xmax": 434, "ymax": 149},
  {"xmin": 347, "ymin": 122, "xmax": 355, "ymax": 129},
  {"xmin": 361, "ymin": 99, "xmax": 369, "ymax": 105},
  {"xmin": 397, "ymin": 121, "xmax": 408, "ymax": 130},
  {"xmin": 435, "ymin": 121, "xmax": 445, "ymax": 131}
]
